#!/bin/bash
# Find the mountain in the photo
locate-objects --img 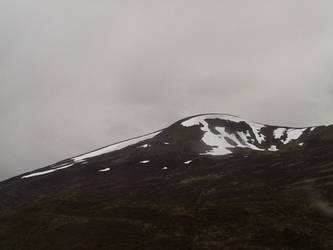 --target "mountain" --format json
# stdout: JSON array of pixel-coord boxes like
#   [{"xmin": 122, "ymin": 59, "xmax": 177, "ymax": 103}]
[{"xmin": 1, "ymin": 113, "xmax": 333, "ymax": 250}]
